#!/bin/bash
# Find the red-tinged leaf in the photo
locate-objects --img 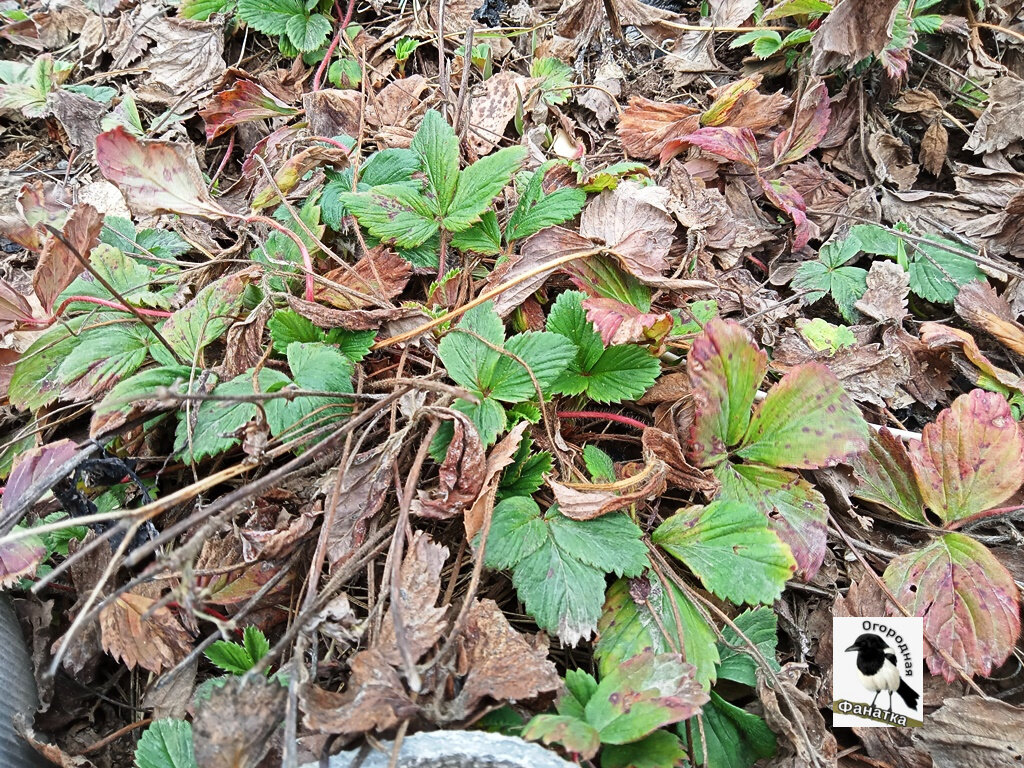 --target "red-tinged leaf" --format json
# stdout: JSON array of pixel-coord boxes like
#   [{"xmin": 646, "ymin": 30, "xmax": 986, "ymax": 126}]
[
  {"xmin": 95, "ymin": 126, "xmax": 227, "ymax": 219},
  {"xmin": 0, "ymin": 280, "xmax": 34, "ymax": 324},
  {"xmin": 4, "ymin": 439, "xmax": 79, "ymax": 517},
  {"xmin": 716, "ymin": 462, "xmax": 828, "ymax": 582},
  {"xmin": 413, "ymin": 410, "xmax": 486, "ymax": 520},
  {"xmin": 760, "ymin": 177, "xmax": 811, "ymax": 250},
  {"xmin": 200, "ymin": 79, "xmax": 300, "ymax": 141},
  {"xmin": 99, "ymin": 591, "xmax": 193, "ymax": 674},
  {"xmin": 582, "ymin": 297, "xmax": 673, "ymax": 347},
  {"xmin": 523, "ymin": 715, "xmax": 601, "ymax": 760},
  {"xmin": 683, "ymin": 126, "xmax": 761, "ymax": 168},
  {"xmin": 5, "ymin": 181, "xmax": 70, "ymax": 251},
  {"xmin": 701, "ymin": 75, "xmax": 792, "ymax": 131},
  {"xmin": 617, "ymin": 96, "xmax": 701, "ymax": 161},
  {"xmin": 772, "ymin": 81, "xmax": 830, "ymax": 166},
  {"xmin": 907, "ymin": 389, "xmax": 1024, "ymax": 527},
  {"xmin": 687, "ymin": 319, "xmax": 768, "ymax": 467},
  {"xmin": 737, "ymin": 362, "xmax": 869, "ymax": 469},
  {"xmin": 849, "ymin": 427, "xmax": 927, "ymax": 524},
  {"xmin": 316, "ymin": 246, "xmax": 411, "ymax": 310},
  {"xmin": 884, "ymin": 532, "xmax": 1020, "ymax": 681},
  {"xmin": 584, "ymin": 651, "xmax": 709, "ymax": 744},
  {"xmin": 0, "ymin": 535, "xmax": 46, "ymax": 589},
  {"xmin": 203, "ymin": 561, "xmax": 294, "ymax": 605},
  {"xmin": 251, "ymin": 145, "xmax": 349, "ymax": 209},
  {"xmin": 33, "ymin": 203, "xmax": 103, "ymax": 313}
]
